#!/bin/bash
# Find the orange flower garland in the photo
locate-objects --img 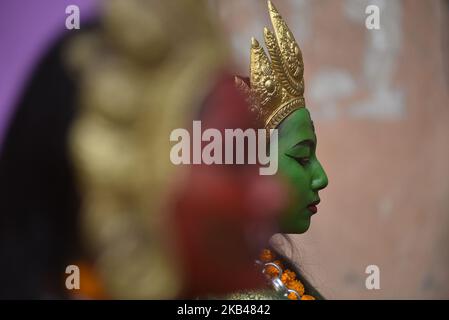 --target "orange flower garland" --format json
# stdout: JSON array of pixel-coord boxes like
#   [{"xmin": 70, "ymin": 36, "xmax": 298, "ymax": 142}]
[{"xmin": 259, "ymin": 249, "xmax": 315, "ymax": 301}]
